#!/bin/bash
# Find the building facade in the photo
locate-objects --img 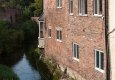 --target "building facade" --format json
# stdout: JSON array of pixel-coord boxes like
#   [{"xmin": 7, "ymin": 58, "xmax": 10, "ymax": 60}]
[
  {"xmin": 44, "ymin": 0, "xmax": 108, "ymax": 80},
  {"xmin": 109, "ymin": 0, "xmax": 115, "ymax": 80},
  {"xmin": 0, "ymin": 8, "xmax": 21, "ymax": 24},
  {"xmin": 38, "ymin": 14, "xmax": 45, "ymax": 48},
  {"xmin": 31, "ymin": 15, "xmax": 45, "ymax": 49}
]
